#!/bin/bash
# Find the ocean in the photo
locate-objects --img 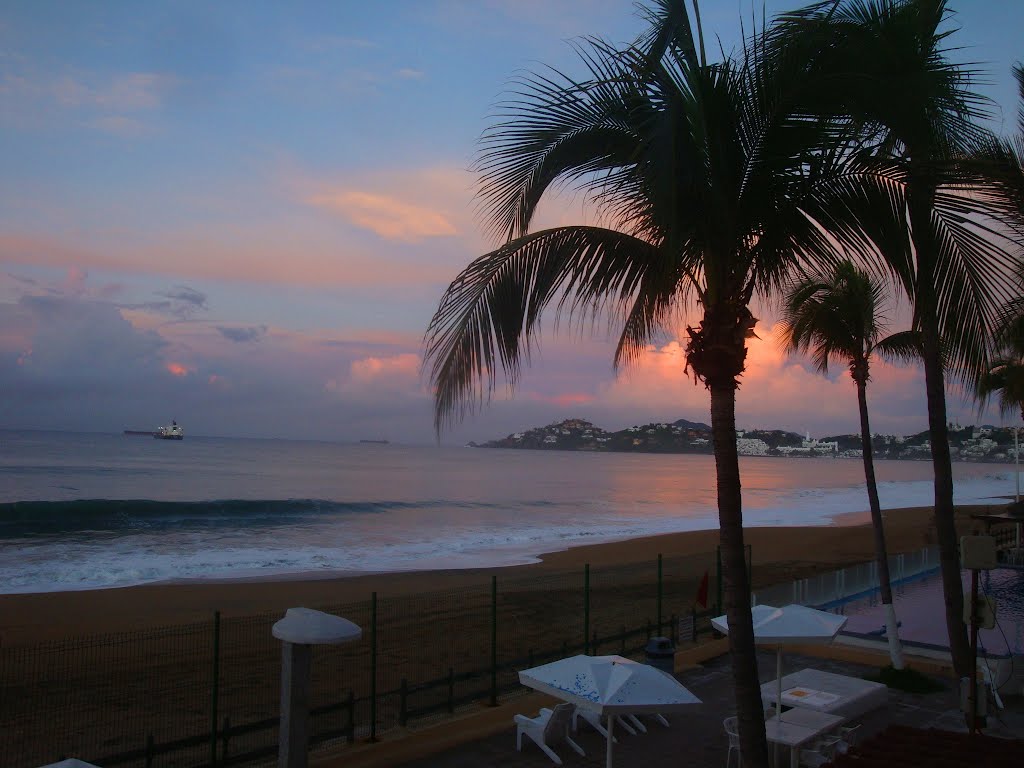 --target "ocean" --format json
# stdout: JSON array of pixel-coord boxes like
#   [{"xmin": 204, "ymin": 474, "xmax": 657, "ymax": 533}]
[{"xmin": 0, "ymin": 429, "xmax": 1014, "ymax": 594}]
